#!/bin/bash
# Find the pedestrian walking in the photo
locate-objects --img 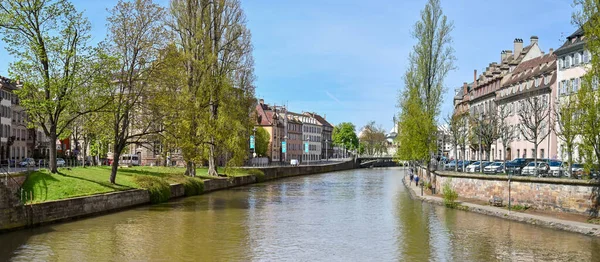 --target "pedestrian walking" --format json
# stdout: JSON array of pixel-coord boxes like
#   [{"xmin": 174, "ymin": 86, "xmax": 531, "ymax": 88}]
[
  {"xmin": 410, "ymin": 173, "xmax": 414, "ymax": 182},
  {"xmin": 414, "ymin": 176, "xmax": 419, "ymax": 187}
]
